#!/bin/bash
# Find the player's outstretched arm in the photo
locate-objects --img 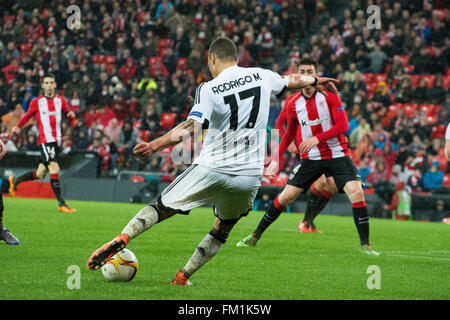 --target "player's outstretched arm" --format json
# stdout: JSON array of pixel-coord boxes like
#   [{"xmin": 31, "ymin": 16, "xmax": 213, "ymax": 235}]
[
  {"xmin": 286, "ymin": 74, "xmax": 339, "ymax": 93},
  {"xmin": 133, "ymin": 118, "xmax": 199, "ymax": 158}
]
